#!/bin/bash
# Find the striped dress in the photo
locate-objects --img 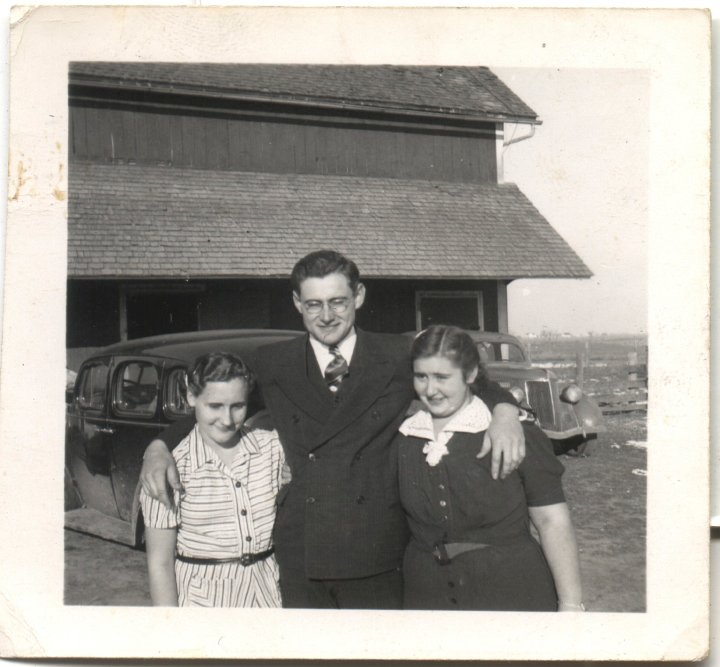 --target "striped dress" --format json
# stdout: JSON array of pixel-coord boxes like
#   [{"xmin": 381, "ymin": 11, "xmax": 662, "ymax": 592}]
[{"xmin": 140, "ymin": 424, "xmax": 286, "ymax": 607}]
